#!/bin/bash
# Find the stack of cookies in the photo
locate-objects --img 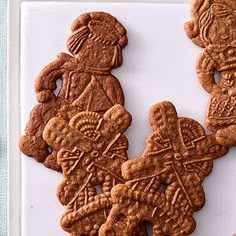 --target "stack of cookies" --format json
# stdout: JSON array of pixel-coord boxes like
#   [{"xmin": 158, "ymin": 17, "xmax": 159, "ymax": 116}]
[
  {"xmin": 20, "ymin": 12, "xmax": 146, "ymax": 235},
  {"xmin": 19, "ymin": 1, "xmax": 236, "ymax": 234}
]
